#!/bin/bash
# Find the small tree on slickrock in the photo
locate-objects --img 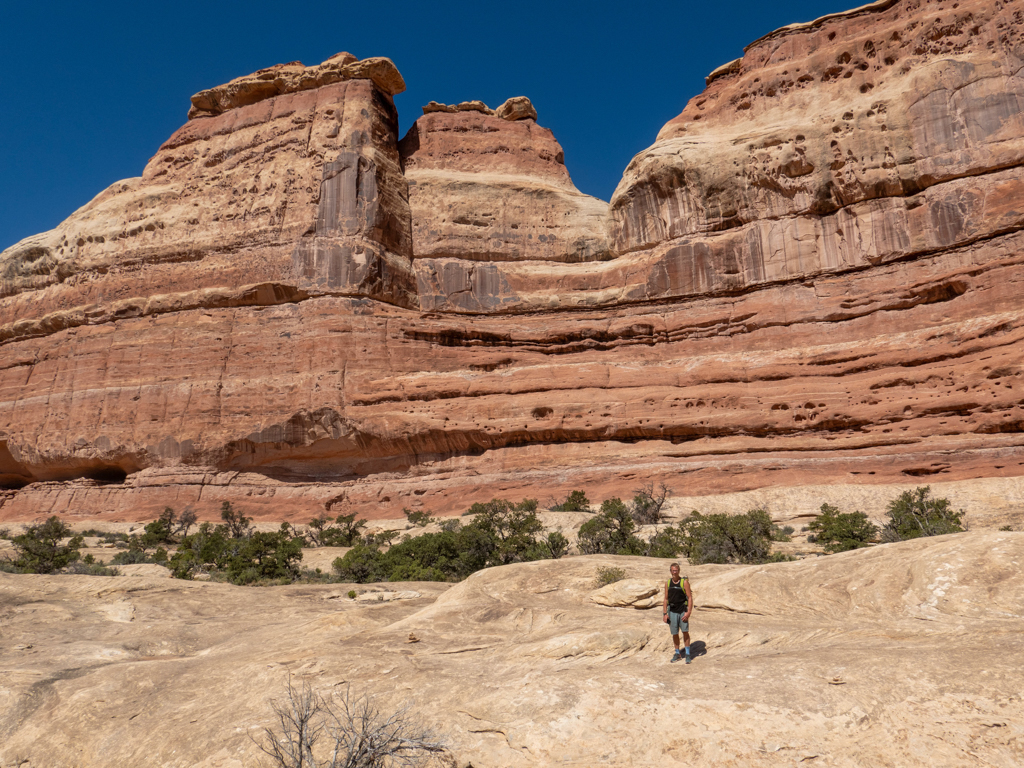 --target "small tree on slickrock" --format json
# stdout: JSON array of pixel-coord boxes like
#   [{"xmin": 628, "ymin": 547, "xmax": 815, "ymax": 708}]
[
  {"xmin": 881, "ymin": 486, "xmax": 965, "ymax": 542},
  {"xmin": 11, "ymin": 517, "xmax": 83, "ymax": 574}
]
